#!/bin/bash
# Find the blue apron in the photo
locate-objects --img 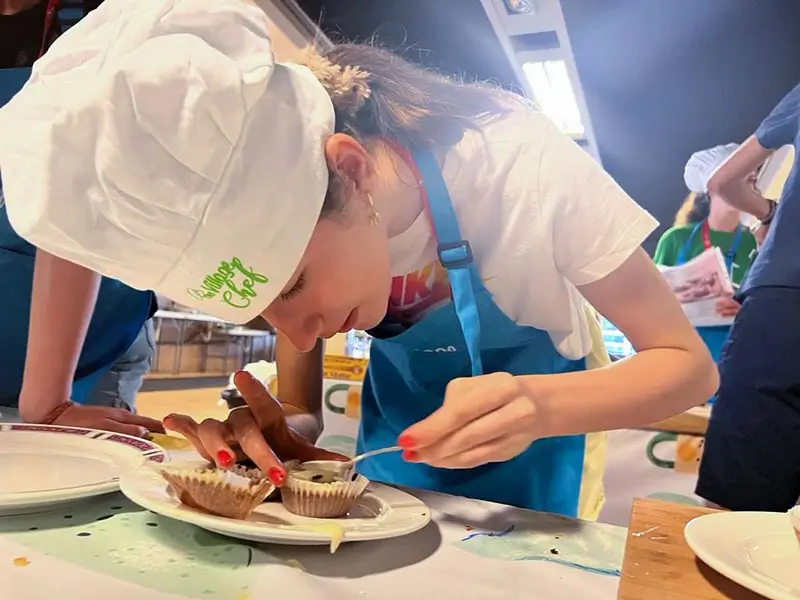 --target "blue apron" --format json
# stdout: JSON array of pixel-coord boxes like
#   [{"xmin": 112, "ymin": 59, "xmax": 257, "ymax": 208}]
[
  {"xmin": 676, "ymin": 221, "xmax": 743, "ymax": 405},
  {"xmin": 356, "ymin": 148, "xmax": 588, "ymax": 517},
  {"xmin": 0, "ymin": 9, "xmax": 153, "ymax": 406}
]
